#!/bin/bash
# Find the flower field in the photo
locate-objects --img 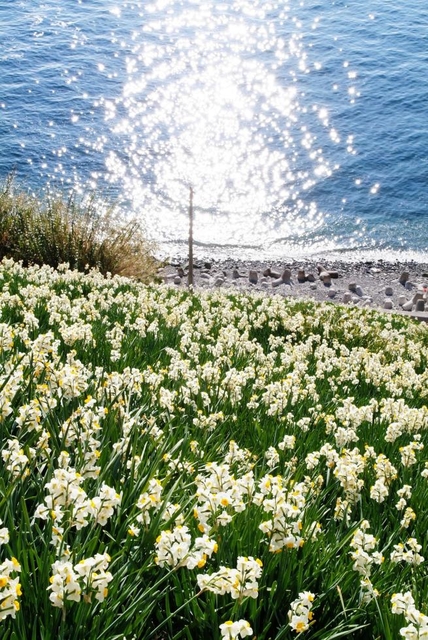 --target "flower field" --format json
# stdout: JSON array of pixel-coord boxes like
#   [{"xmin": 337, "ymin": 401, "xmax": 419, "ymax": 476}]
[{"xmin": 1, "ymin": 258, "xmax": 428, "ymax": 639}]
